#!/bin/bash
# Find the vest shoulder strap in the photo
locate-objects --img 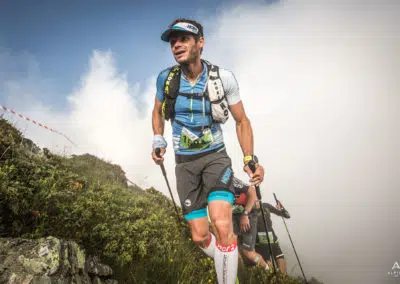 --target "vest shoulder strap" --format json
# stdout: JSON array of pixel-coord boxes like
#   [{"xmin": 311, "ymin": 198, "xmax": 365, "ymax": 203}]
[
  {"xmin": 163, "ymin": 65, "xmax": 181, "ymax": 99},
  {"xmin": 207, "ymin": 63, "xmax": 220, "ymax": 80},
  {"xmin": 202, "ymin": 60, "xmax": 224, "ymax": 97},
  {"xmin": 200, "ymin": 59, "xmax": 220, "ymax": 78}
]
